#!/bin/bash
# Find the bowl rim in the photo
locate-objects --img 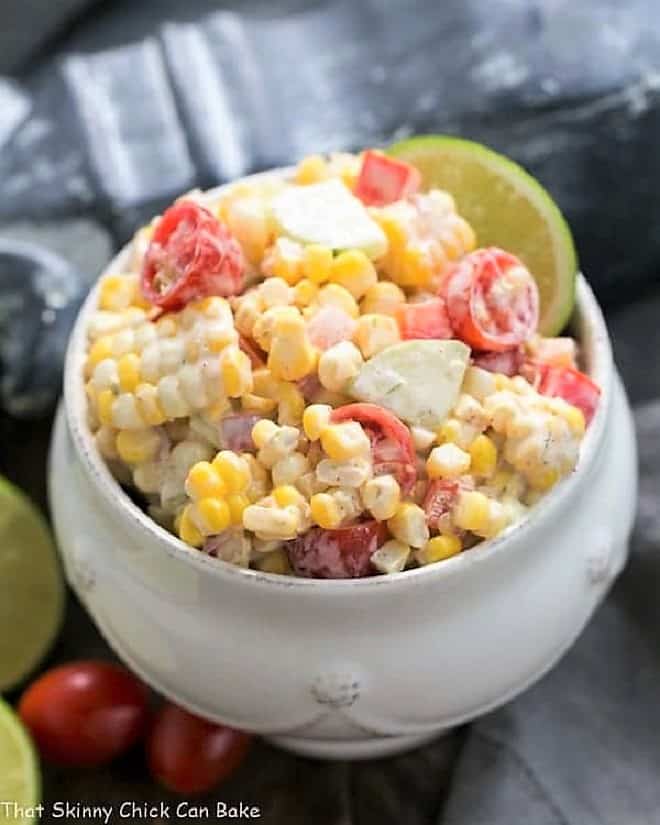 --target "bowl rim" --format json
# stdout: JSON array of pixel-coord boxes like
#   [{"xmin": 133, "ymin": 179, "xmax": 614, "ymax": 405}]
[{"xmin": 63, "ymin": 169, "xmax": 613, "ymax": 593}]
